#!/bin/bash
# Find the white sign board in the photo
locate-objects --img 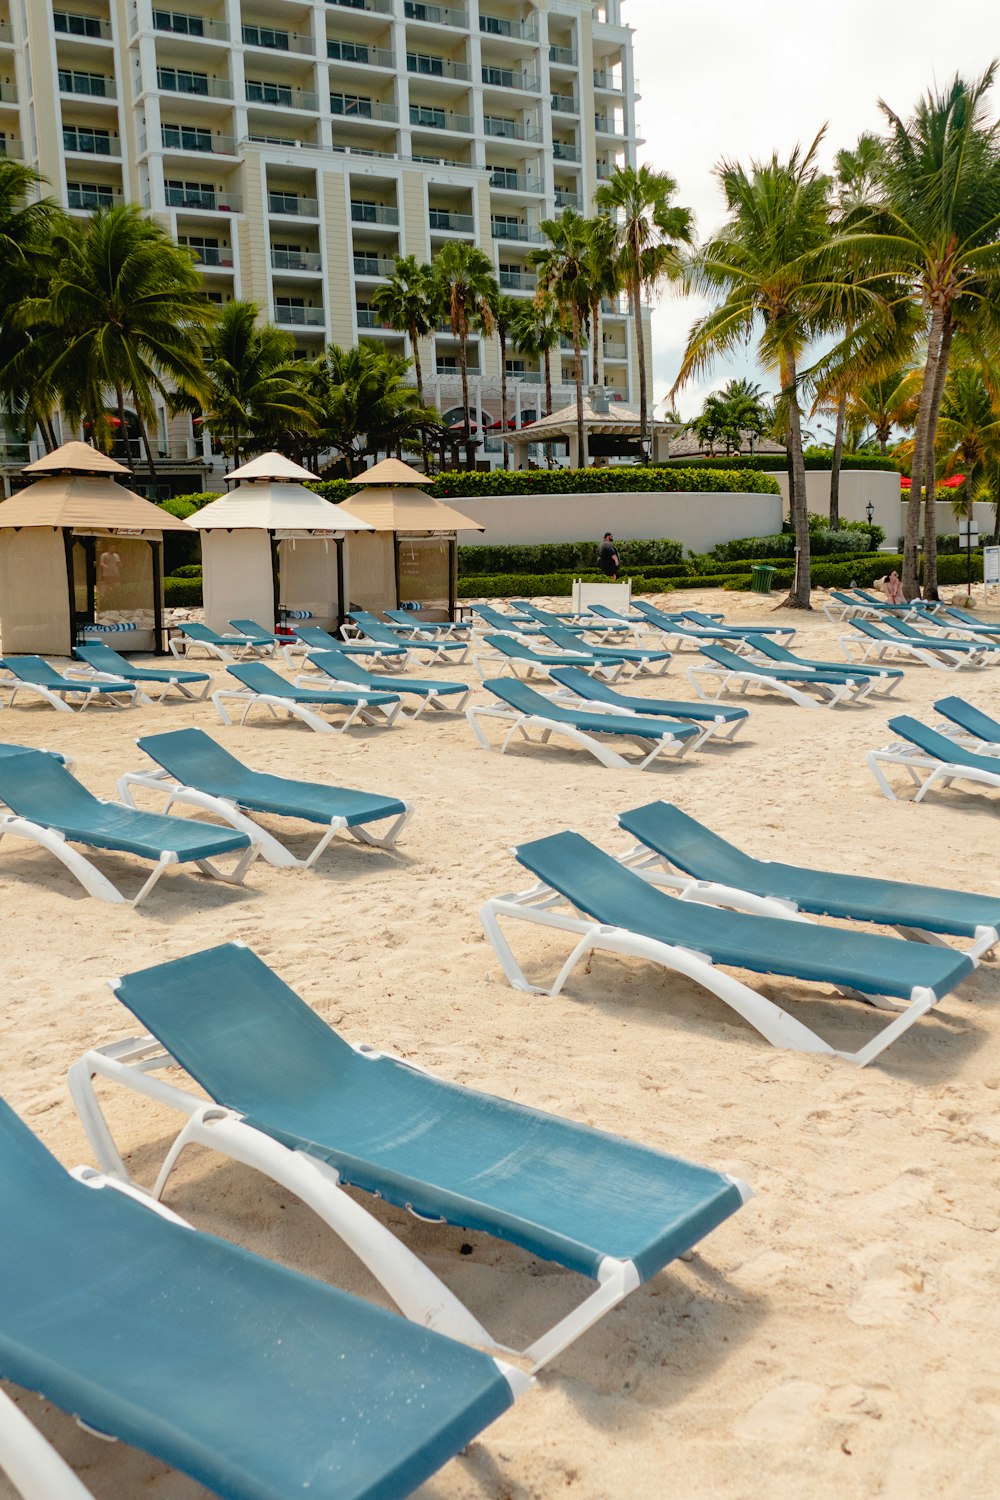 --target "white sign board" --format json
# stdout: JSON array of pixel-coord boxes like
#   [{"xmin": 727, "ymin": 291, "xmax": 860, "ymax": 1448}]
[
  {"xmin": 984, "ymin": 546, "xmax": 1000, "ymax": 586},
  {"xmin": 958, "ymin": 520, "xmax": 980, "ymax": 544},
  {"xmin": 572, "ymin": 579, "xmax": 632, "ymax": 615}
]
